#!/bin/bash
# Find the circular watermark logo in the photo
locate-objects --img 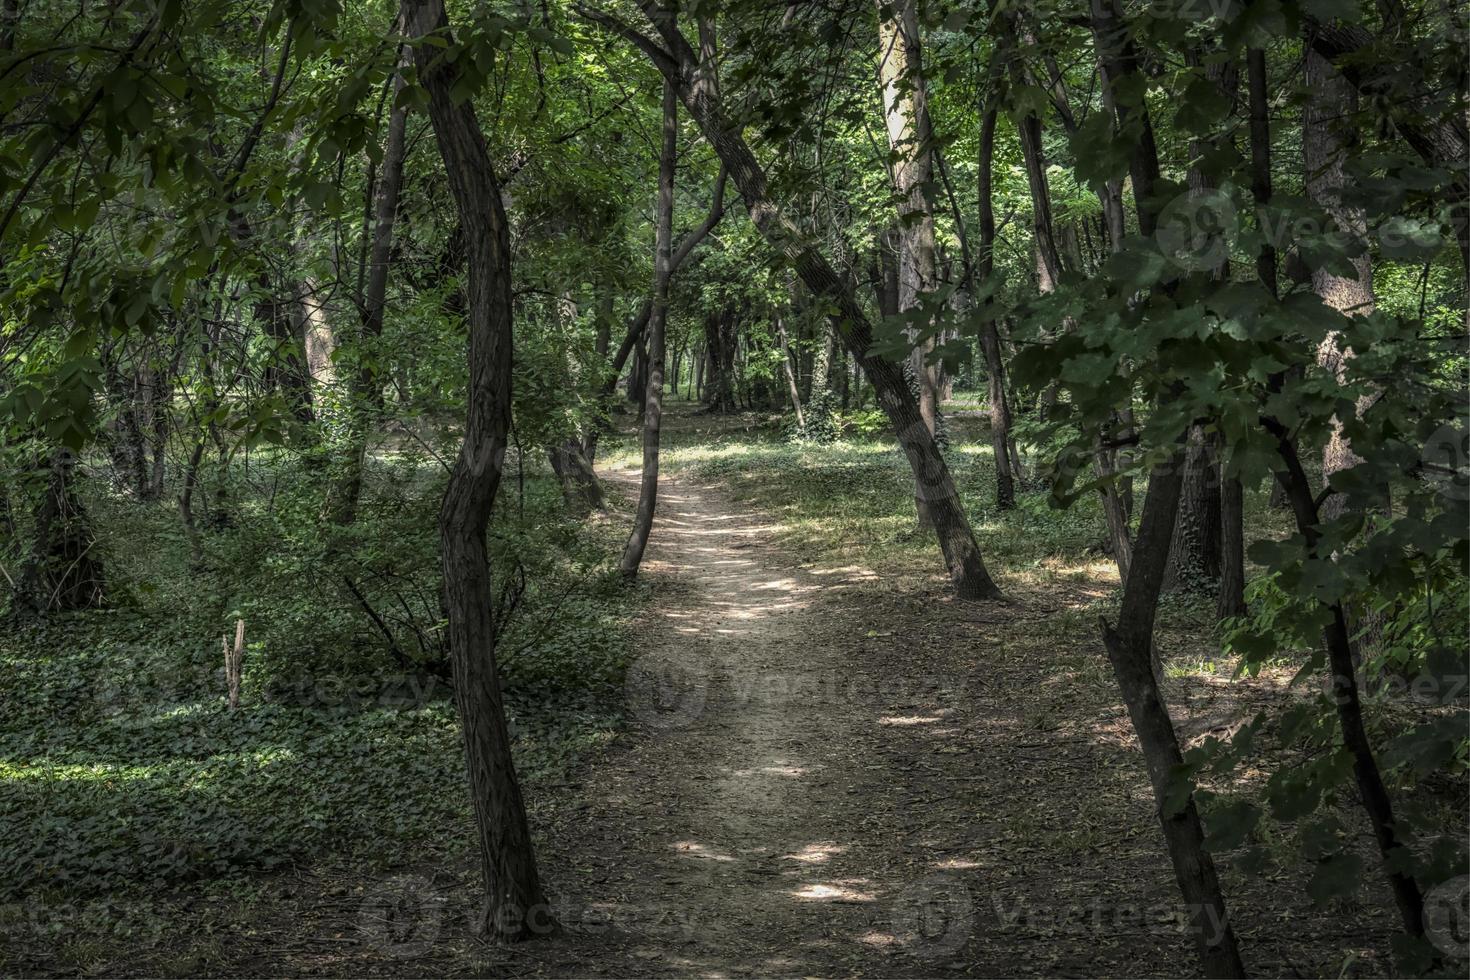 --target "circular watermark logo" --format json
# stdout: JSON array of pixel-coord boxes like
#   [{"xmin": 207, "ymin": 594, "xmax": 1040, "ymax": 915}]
[
  {"xmin": 357, "ymin": 875, "xmax": 447, "ymax": 958},
  {"xmin": 890, "ymin": 873, "xmax": 974, "ymax": 959},
  {"xmin": 624, "ymin": 655, "xmax": 709, "ymax": 729},
  {"xmin": 1422, "ymin": 423, "xmax": 1470, "ymax": 503},
  {"xmin": 1425, "ymin": 874, "xmax": 1469, "ymax": 960},
  {"xmin": 1157, "ymin": 188, "xmax": 1238, "ymax": 272}
]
